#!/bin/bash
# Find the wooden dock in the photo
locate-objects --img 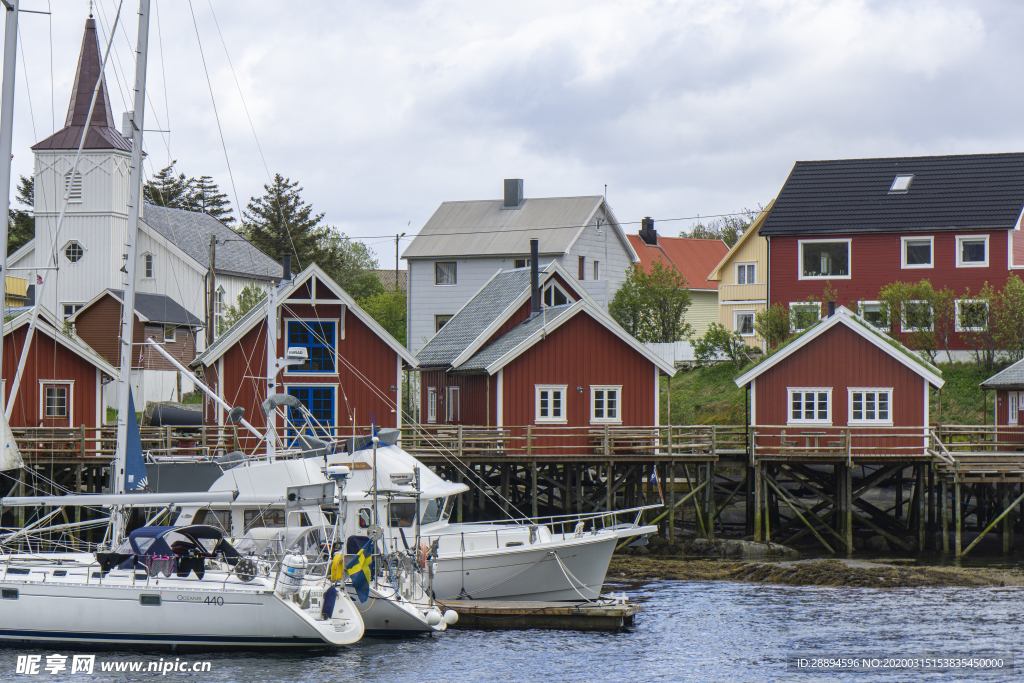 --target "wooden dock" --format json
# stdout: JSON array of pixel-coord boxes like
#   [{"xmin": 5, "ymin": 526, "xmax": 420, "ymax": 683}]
[{"xmin": 441, "ymin": 599, "xmax": 640, "ymax": 631}]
